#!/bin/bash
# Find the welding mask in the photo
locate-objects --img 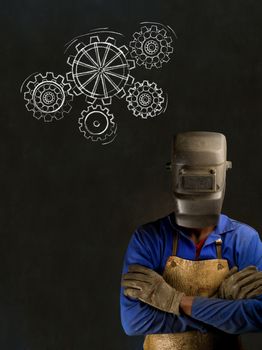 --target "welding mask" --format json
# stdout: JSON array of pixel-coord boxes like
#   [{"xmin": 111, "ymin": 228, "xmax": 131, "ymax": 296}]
[{"xmin": 168, "ymin": 131, "xmax": 232, "ymax": 228}]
